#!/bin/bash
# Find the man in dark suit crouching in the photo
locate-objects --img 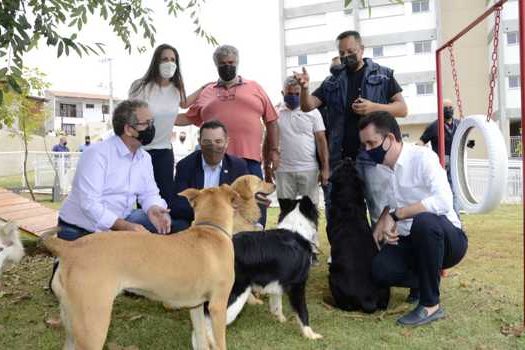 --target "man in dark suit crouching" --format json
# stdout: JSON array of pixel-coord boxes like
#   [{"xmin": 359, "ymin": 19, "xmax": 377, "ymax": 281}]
[{"xmin": 171, "ymin": 119, "xmax": 249, "ymax": 232}]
